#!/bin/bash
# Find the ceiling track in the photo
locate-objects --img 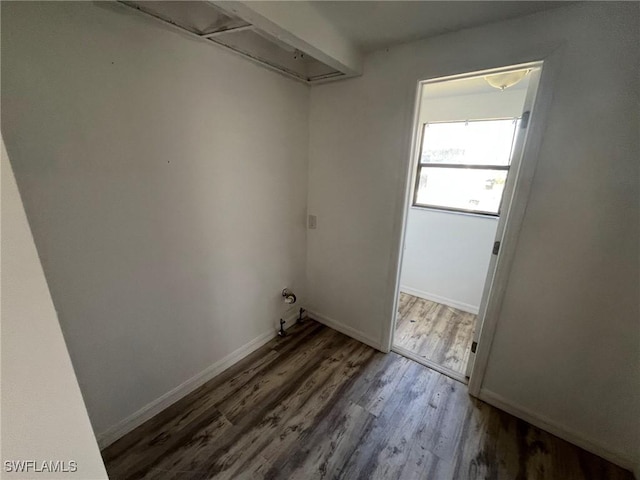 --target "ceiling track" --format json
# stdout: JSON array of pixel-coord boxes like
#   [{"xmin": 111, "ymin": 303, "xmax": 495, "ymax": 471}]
[
  {"xmin": 207, "ymin": 38, "xmax": 309, "ymax": 82},
  {"xmin": 118, "ymin": 1, "xmax": 344, "ymax": 85}
]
